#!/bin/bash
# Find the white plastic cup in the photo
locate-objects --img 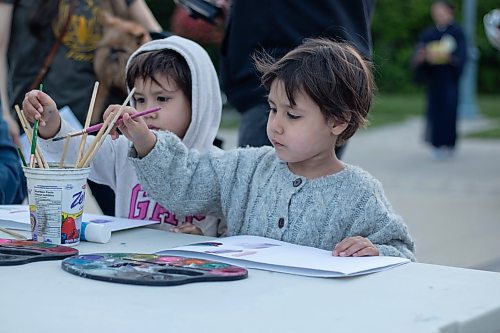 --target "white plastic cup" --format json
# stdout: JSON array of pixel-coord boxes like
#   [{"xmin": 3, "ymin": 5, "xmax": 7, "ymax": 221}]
[{"xmin": 23, "ymin": 165, "xmax": 91, "ymax": 246}]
